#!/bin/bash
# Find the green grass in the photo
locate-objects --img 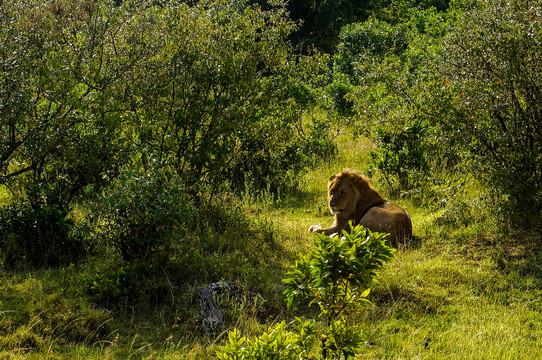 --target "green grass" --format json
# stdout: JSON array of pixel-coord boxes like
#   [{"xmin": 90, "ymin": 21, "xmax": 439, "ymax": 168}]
[{"xmin": 1, "ymin": 133, "xmax": 542, "ymax": 359}]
